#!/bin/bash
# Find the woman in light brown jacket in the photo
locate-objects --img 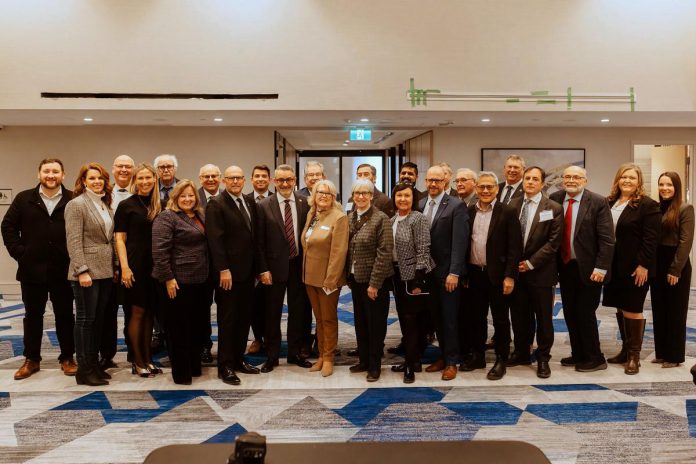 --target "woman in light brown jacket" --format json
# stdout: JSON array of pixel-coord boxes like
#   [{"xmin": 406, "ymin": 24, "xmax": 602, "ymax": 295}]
[{"xmin": 301, "ymin": 179, "xmax": 348, "ymax": 377}]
